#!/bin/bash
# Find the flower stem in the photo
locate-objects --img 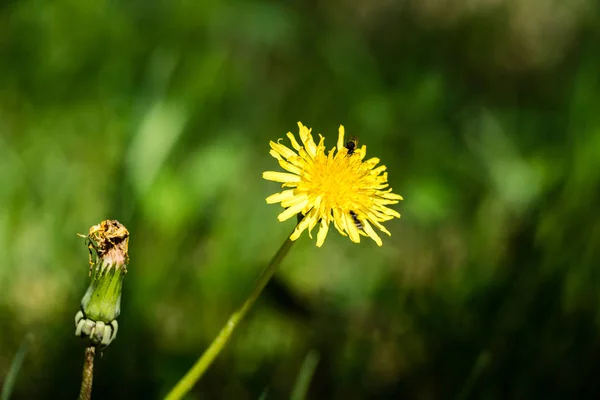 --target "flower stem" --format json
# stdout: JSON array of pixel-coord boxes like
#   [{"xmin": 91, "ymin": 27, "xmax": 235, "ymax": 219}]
[
  {"xmin": 164, "ymin": 230, "xmax": 297, "ymax": 400},
  {"xmin": 79, "ymin": 346, "xmax": 96, "ymax": 400}
]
